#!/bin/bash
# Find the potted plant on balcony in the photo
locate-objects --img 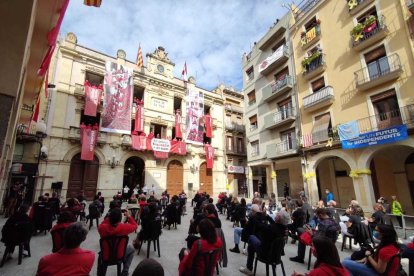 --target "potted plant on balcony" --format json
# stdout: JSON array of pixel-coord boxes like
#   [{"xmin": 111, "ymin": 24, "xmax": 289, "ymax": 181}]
[
  {"xmin": 350, "ymin": 22, "xmax": 364, "ymax": 41},
  {"xmin": 301, "ymin": 51, "xmax": 322, "ymax": 70},
  {"xmin": 363, "ymin": 15, "xmax": 377, "ymax": 33}
]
